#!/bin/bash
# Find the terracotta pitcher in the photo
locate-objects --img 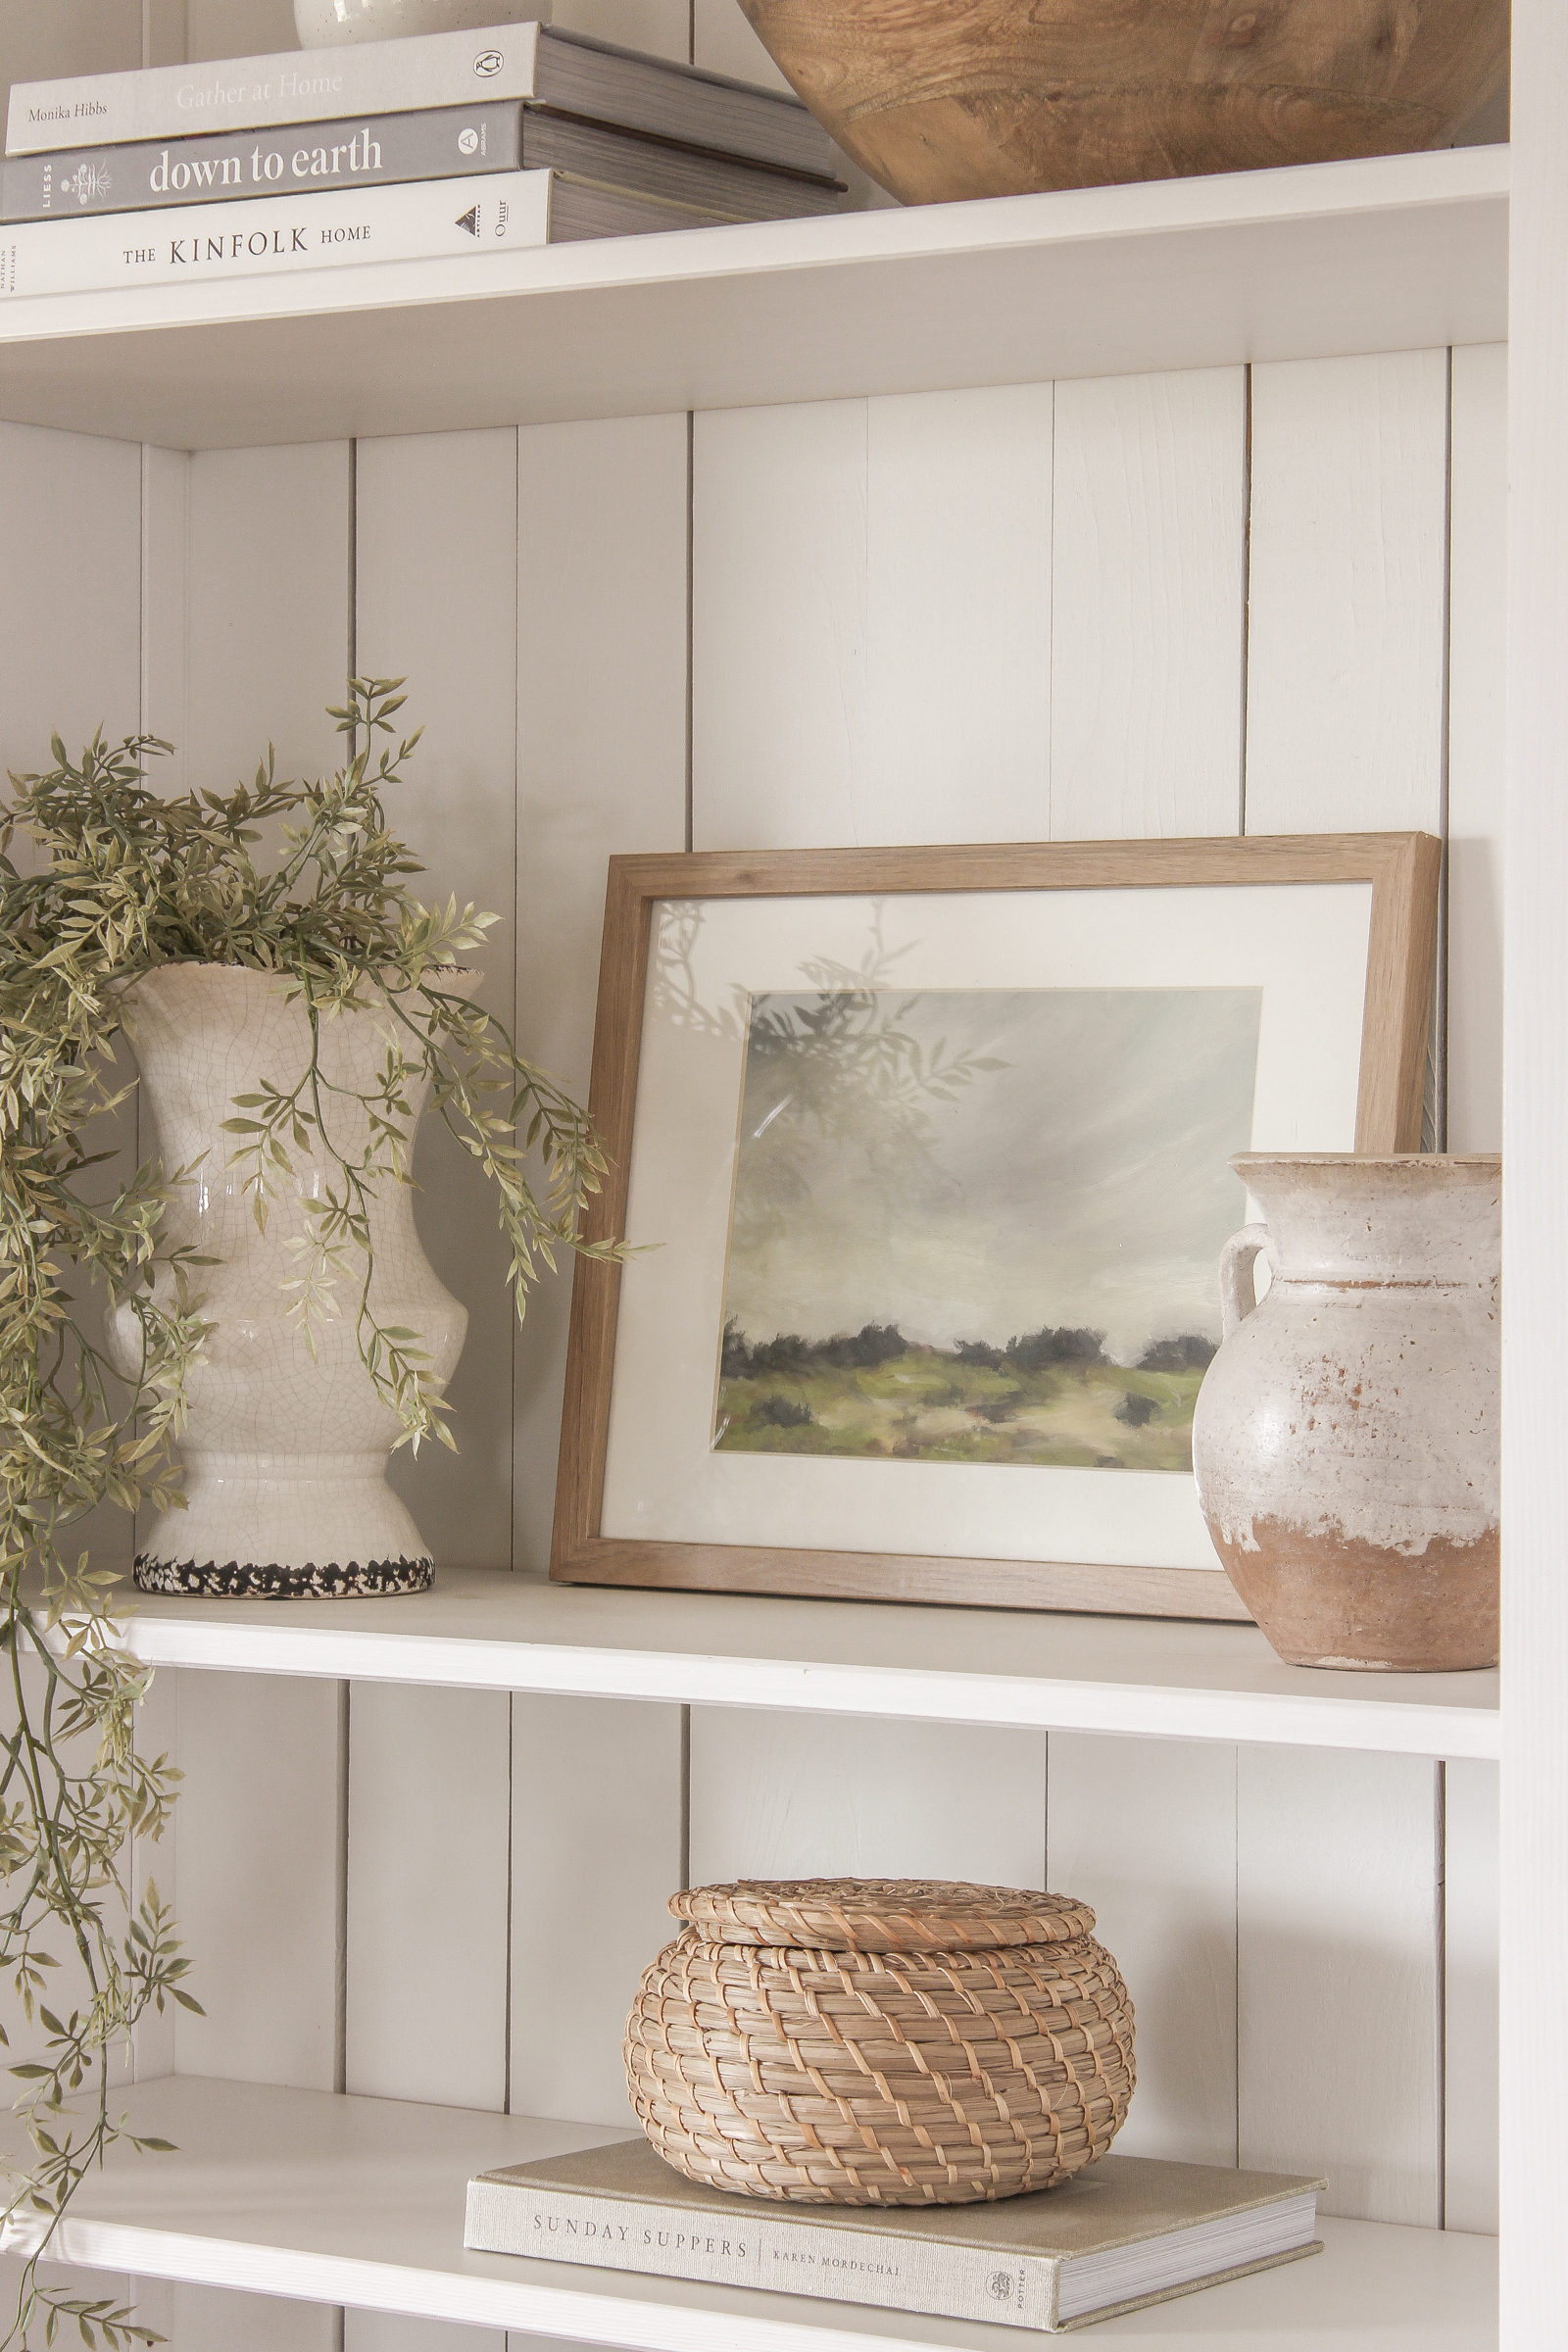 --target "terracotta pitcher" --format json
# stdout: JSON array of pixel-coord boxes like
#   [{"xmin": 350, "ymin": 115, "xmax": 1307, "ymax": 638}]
[{"xmin": 1191, "ymin": 1154, "xmax": 1499, "ymax": 1672}]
